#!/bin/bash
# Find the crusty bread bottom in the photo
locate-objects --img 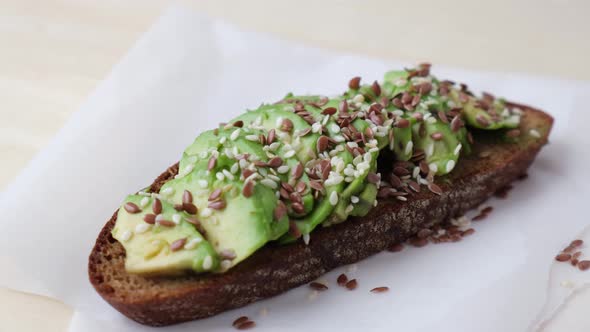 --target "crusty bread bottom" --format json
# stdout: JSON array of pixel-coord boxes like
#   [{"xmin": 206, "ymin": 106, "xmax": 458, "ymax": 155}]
[{"xmin": 89, "ymin": 105, "xmax": 552, "ymax": 326}]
